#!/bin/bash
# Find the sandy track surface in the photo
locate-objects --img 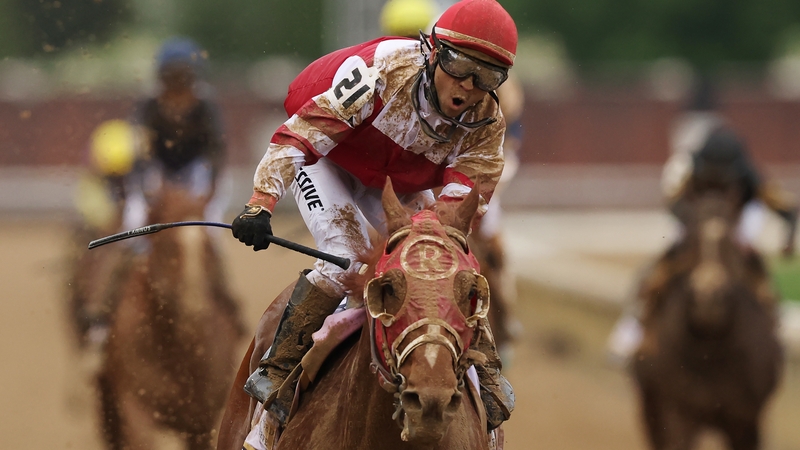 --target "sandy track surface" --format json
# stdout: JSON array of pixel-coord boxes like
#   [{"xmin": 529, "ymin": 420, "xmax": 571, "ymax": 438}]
[{"xmin": 1, "ymin": 218, "xmax": 798, "ymax": 449}]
